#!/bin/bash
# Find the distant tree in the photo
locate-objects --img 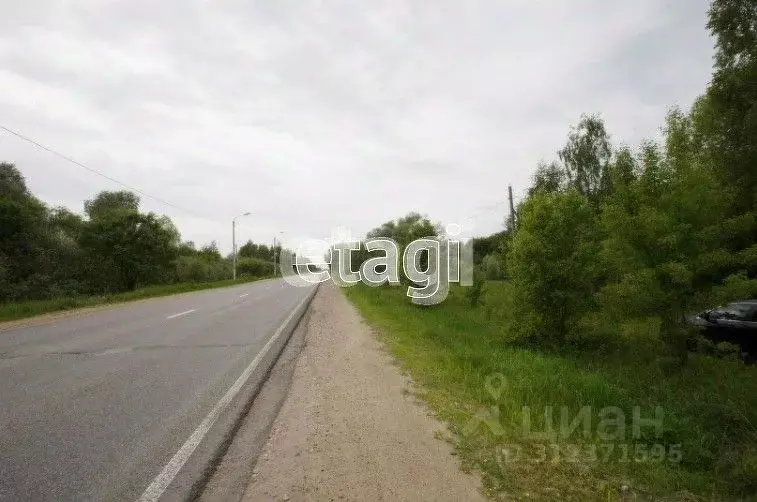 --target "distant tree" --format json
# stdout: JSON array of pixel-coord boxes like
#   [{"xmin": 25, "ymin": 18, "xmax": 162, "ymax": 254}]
[
  {"xmin": 175, "ymin": 254, "xmax": 229, "ymax": 283},
  {"xmin": 480, "ymin": 253, "xmax": 506, "ymax": 280},
  {"xmin": 199, "ymin": 241, "xmax": 222, "ymax": 261},
  {"xmin": 472, "ymin": 231, "xmax": 507, "ymax": 265},
  {"xmin": 558, "ymin": 114, "xmax": 612, "ymax": 202},
  {"xmin": 529, "ymin": 161, "xmax": 566, "ymax": 196},
  {"xmin": 238, "ymin": 240, "xmax": 274, "ymax": 262},
  {"xmin": 84, "ymin": 191, "xmax": 140, "ymax": 220},
  {"xmin": 363, "ymin": 212, "xmax": 438, "ymax": 279},
  {"xmin": 49, "ymin": 208, "xmax": 84, "ymax": 240},
  {"xmin": 0, "ymin": 162, "xmax": 29, "ymax": 196},
  {"xmin": 606, "ymin": 145, "xmax": 637, "ymax": 195},
  {"xmin": 178, "ymin": 240, "xmax": 197, "ymax": 256},
  {"xmin": 157, "ymin": 215, "xmax": 181, "ymax": 248},
  {"xmin": 366, "ymin": 212, "xmax": 437, "ymax": 247},
  {"xmin": 237, "ymin": 257, "xmax": 274, "ymax": 277},
  {"xmin": 79, "ymin": 212, "xmax": 179, "ymax": 291}
]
